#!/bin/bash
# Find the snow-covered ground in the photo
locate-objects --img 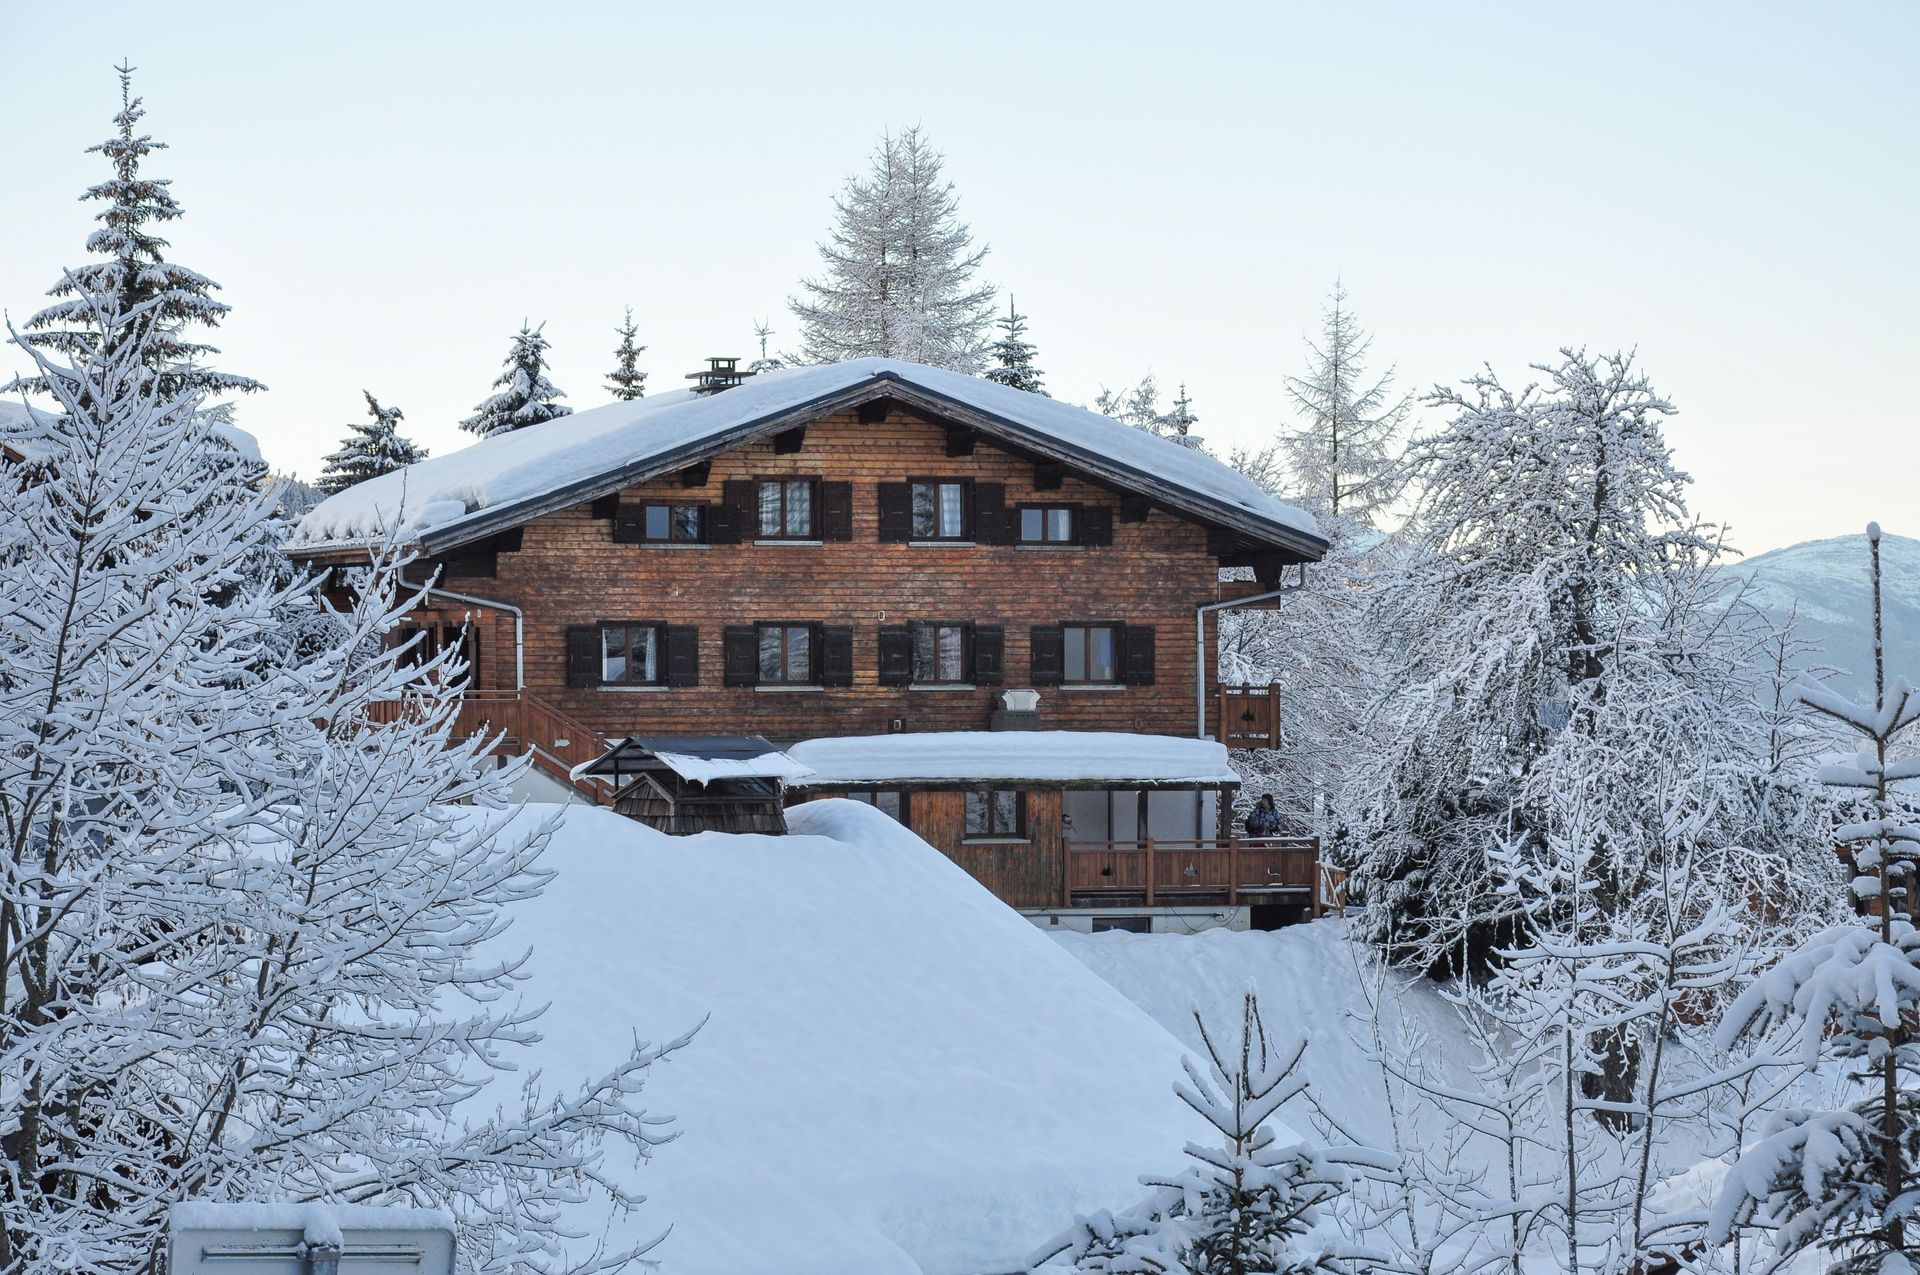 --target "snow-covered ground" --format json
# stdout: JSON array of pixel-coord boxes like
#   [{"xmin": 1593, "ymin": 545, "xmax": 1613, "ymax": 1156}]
[{"xmin": 484, "ymin": 800, "xmax": 1220, "ymax": 1275}]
